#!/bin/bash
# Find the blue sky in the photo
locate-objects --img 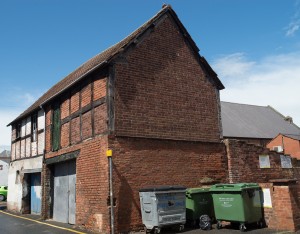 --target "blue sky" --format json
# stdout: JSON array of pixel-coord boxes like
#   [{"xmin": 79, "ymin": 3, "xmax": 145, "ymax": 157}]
[{"xmin": 1, "ymin": 0, "xmax": 300, "ymax": 145}]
